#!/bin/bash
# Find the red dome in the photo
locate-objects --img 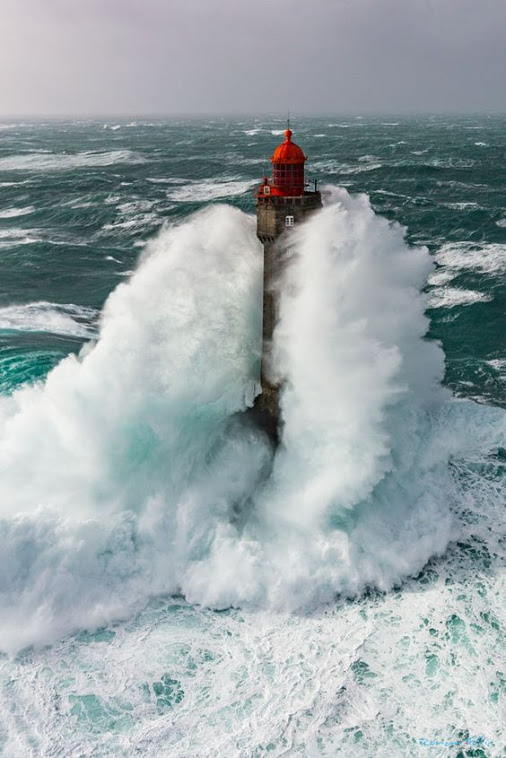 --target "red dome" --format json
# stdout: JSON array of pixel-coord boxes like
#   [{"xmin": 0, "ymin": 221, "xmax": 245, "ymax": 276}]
[{"xmin": 271, "ymin": 129, "xmax": 306, "ymax": 165}]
